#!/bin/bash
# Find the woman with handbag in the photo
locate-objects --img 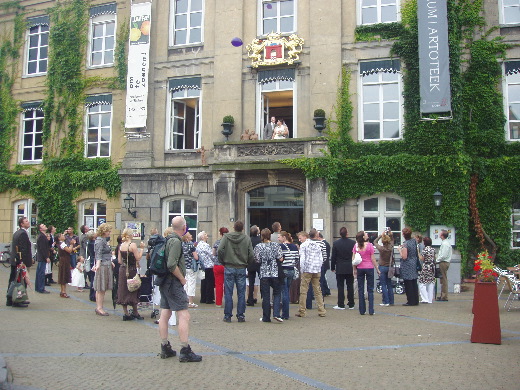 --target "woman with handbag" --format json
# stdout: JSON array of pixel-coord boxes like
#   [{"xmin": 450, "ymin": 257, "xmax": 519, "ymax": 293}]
[
  {"xmin": 116, "ymin": 228, "xmax": 145, "ymax": 321},
  {"xmin": 418, "ymin": 236, "xmax": 436, "ymax": 303},
  {"xmin": 352, "ymin": 231, "xmax": 379, "ymax": 315},
  {"xmin": 374, "ymin": 229, "xmax": 395, "ymax": 307},
  {"xmin": 398, "ymin": 227, "xmax": 420, "ymax": 306},
  {"xmin": 92, "ymin": 223, "xmax": 113, "ymax": 316},
  {"xmin": 182, "ymin": 232, "xmax": 199, "ymax": 308}
]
